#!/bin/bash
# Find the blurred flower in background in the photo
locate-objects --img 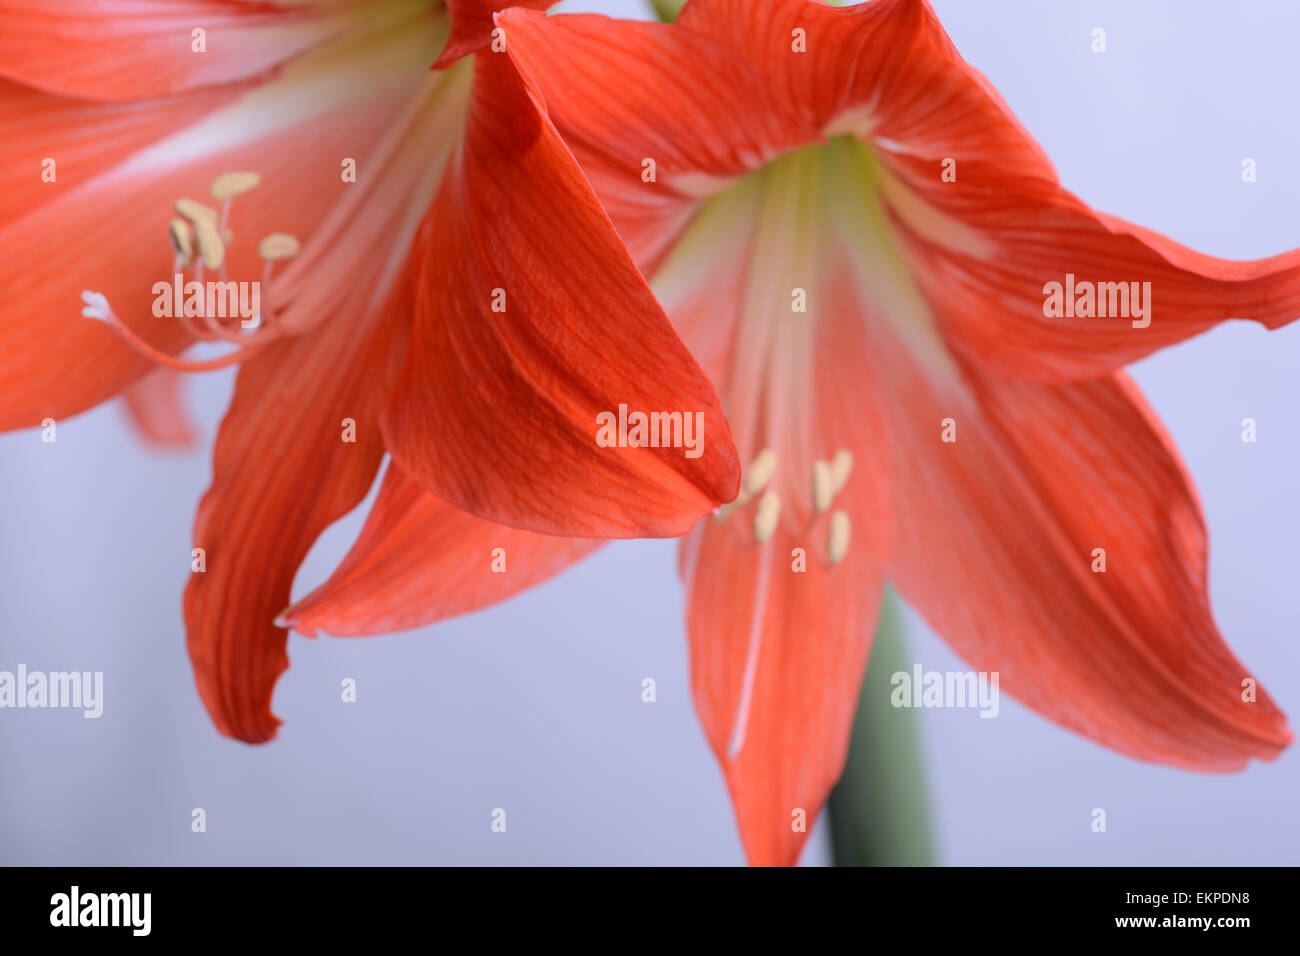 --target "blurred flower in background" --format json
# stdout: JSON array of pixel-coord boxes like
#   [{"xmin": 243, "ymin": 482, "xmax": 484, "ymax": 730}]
[{"xmin": 0, "ymin": 0, "xmax": 738, "ymax": 744}]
